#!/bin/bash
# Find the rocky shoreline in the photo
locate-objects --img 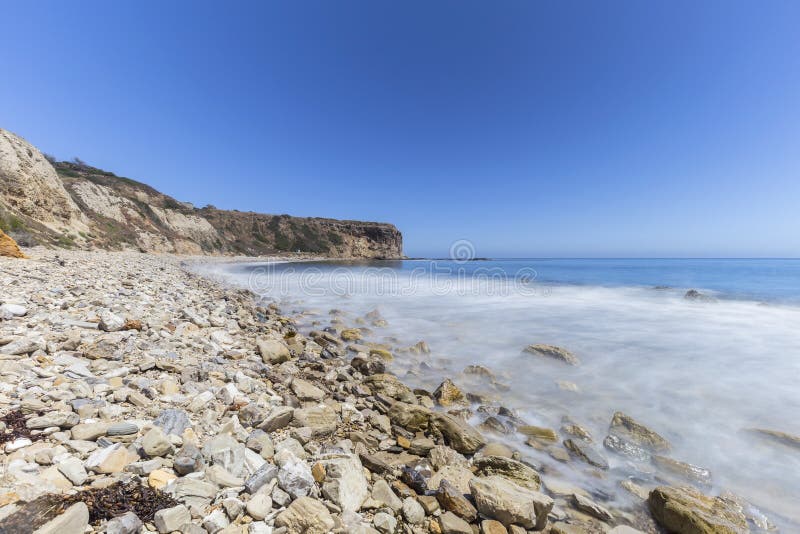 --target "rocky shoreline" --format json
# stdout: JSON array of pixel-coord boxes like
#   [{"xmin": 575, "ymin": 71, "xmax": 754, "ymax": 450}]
[{"xmin": 0, "ymin": 249, "xmax": 780, "ymax": 533}]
